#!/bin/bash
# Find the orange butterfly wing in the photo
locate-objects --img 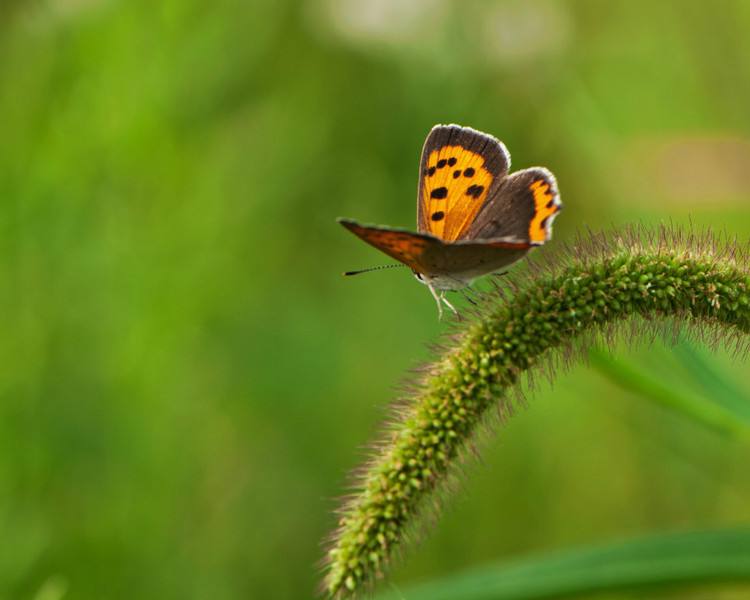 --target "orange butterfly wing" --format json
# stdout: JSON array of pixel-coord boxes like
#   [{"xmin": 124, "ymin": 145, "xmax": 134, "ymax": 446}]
[{"xmin": 417, "ymin": 125, "xmax": 510, "ymax": 241}]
